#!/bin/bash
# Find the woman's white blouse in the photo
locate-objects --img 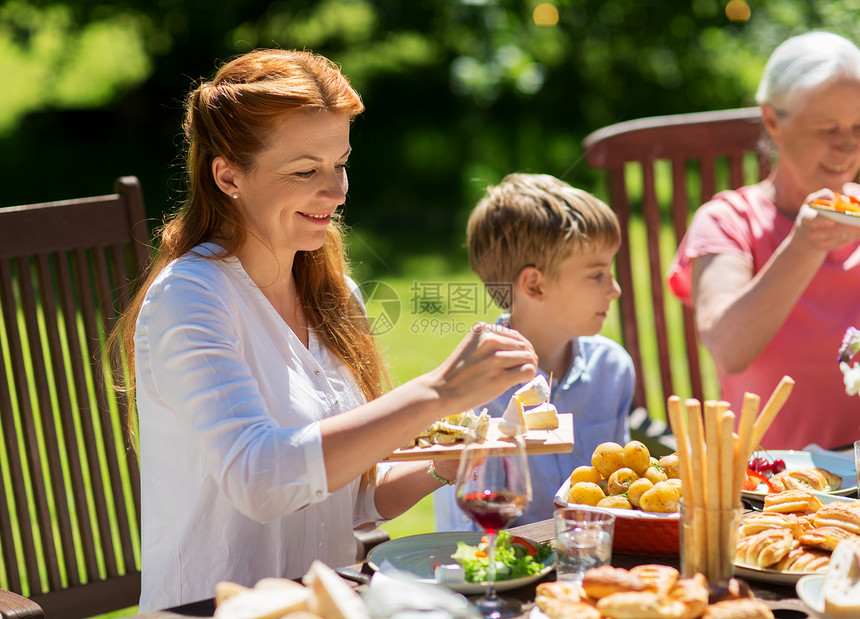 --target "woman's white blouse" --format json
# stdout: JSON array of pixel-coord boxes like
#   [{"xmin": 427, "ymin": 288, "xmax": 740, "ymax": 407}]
[{"xmin": 134, "ymin": 243, "xmax": 381, "ymax": 611}]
